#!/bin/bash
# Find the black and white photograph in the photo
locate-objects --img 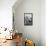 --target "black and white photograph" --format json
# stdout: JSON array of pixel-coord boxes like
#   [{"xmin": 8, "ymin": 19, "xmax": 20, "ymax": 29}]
[{"xmin": 24, "ymin": 13, "xmax": 33, "ymax": 25}]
